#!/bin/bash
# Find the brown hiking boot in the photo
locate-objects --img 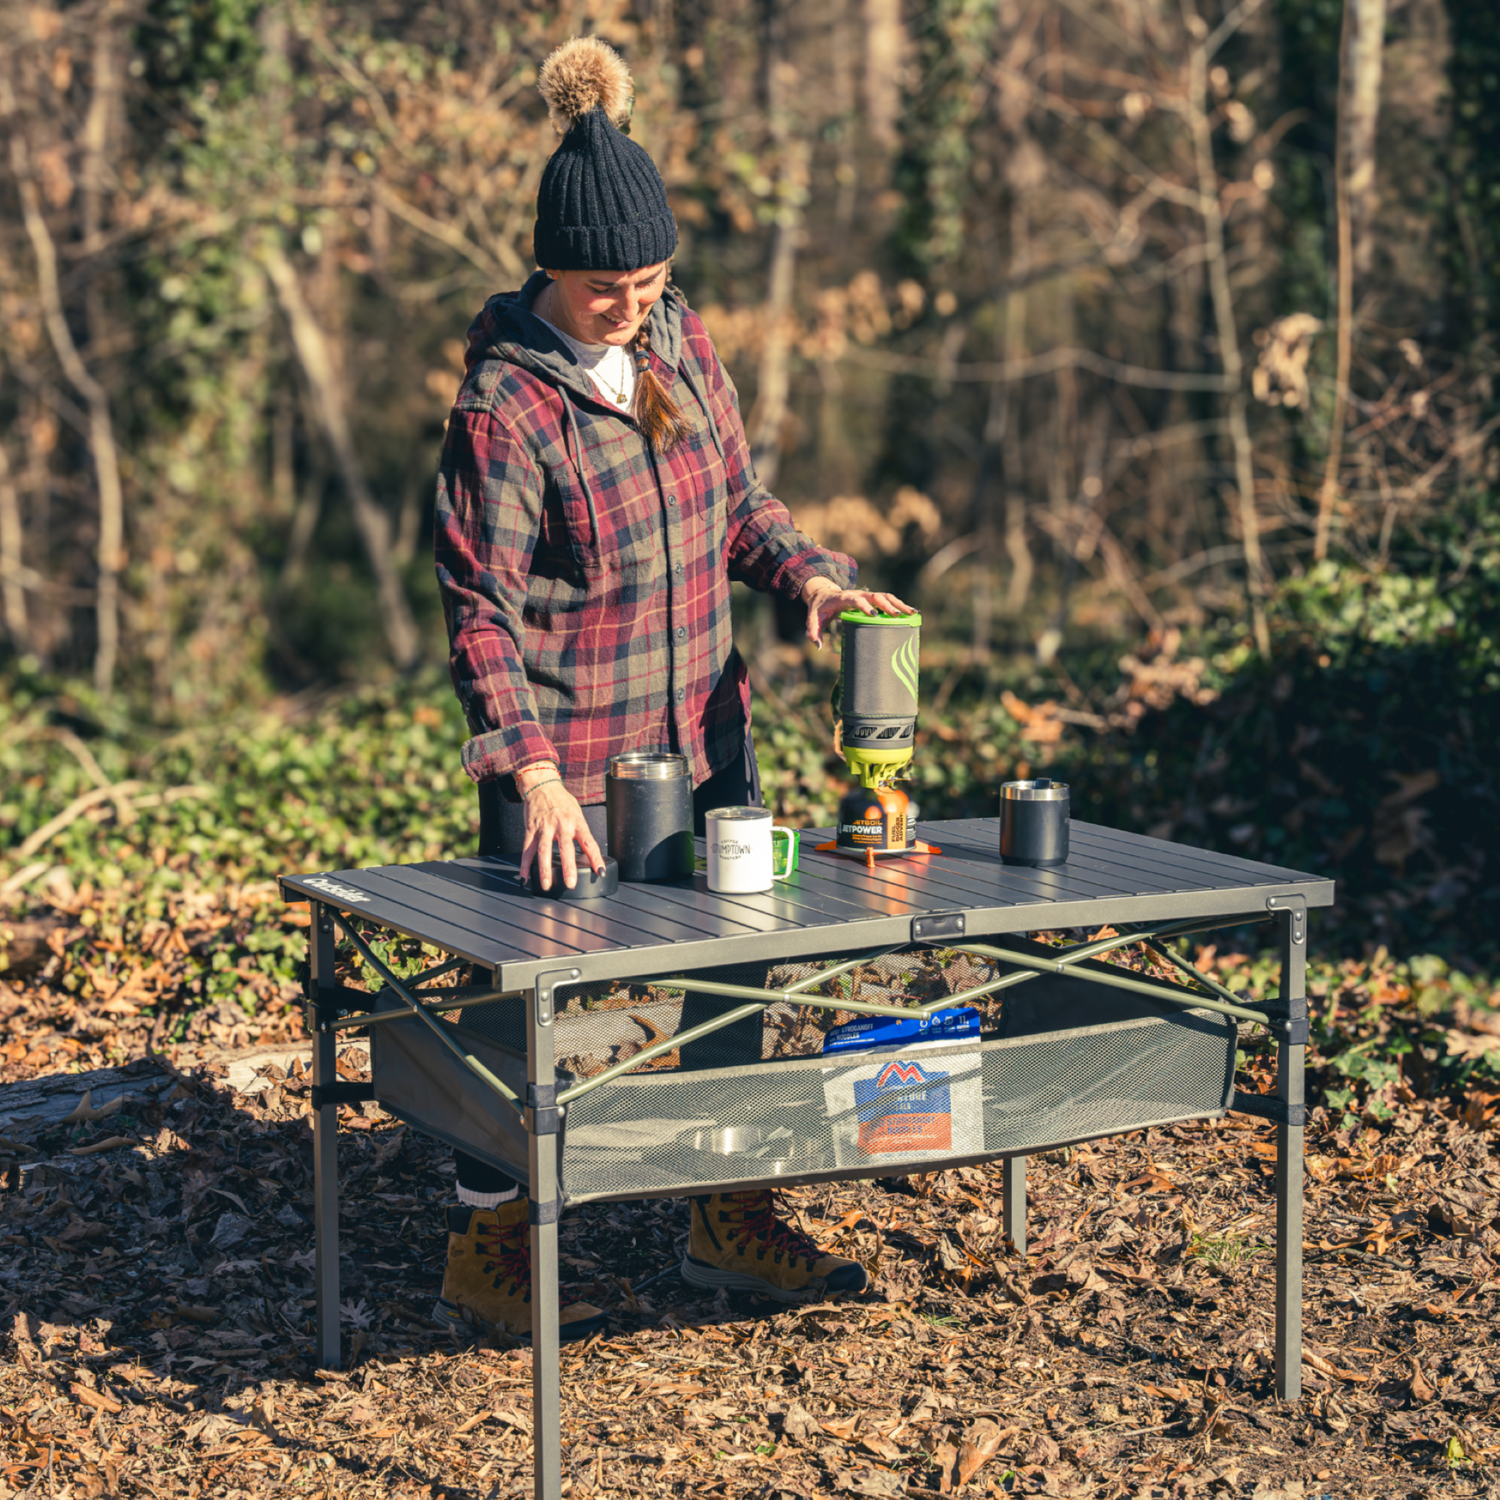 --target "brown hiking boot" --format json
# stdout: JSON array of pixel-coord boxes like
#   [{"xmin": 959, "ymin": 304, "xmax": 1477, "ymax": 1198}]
[
  {"xmin": 681, "ymin": 1191, "xmax": 867, "ymax": 1303},
  {"xmin": 433, "ymin": 1200, "xmax": 606, "ymax": 1341}
]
